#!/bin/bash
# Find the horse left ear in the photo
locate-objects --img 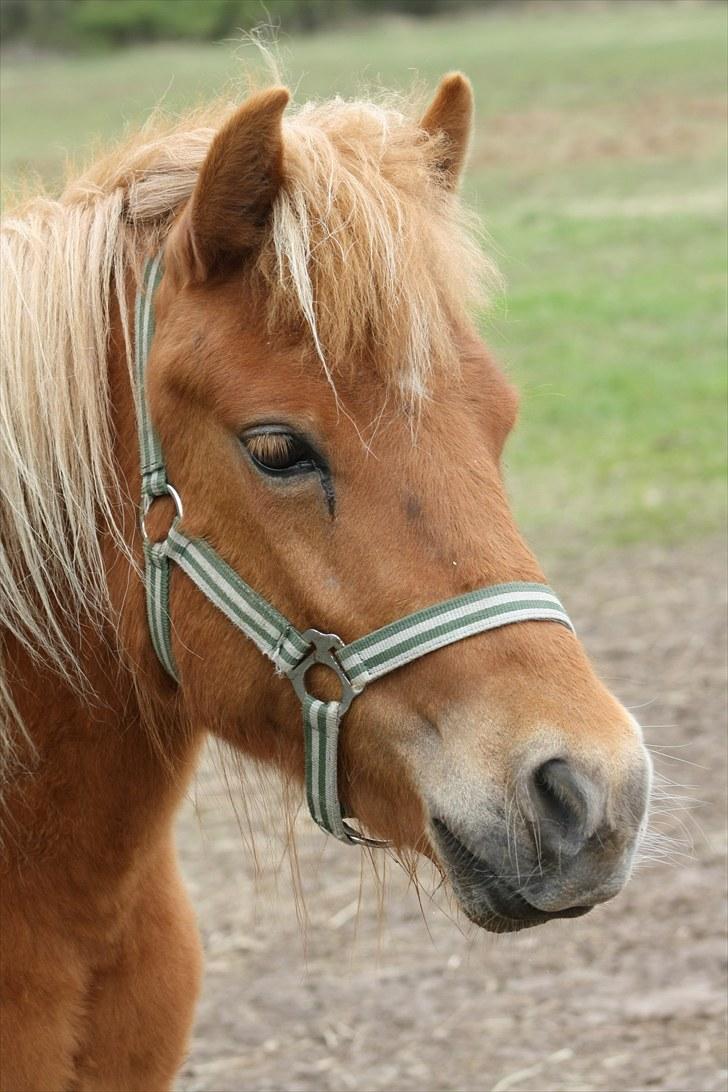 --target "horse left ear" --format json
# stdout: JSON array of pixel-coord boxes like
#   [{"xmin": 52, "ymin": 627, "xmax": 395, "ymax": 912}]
[
  {"xmin": 420, "ymin": 73, "xmax": 474, "ymax": 190},
  {"xmin": 171, "ymin": 87, "xmax": 290, "ymax": 283}
]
